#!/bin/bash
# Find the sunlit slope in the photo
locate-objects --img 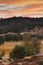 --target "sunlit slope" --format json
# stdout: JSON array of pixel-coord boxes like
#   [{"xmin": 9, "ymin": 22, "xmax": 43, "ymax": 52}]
[
  {"xmin": 0, "ymin": 40, "xmax": 43, "ymax": 57},
  {"xmin": 0, "ymin": 41, "xmax": 23, "ymax": 55}
]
